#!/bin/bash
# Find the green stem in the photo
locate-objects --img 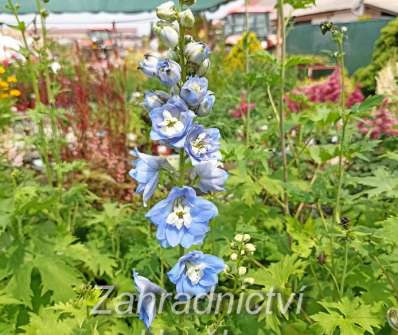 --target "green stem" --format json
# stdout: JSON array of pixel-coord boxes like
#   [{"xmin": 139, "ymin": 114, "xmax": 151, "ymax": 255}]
[
  {"xmin": 372, "ymin": 255, "xmax": 398, "ymax": 299},
  {"xmin": 35, "ymin": 0, "xmax": 63, "ymax": 187},
  {"xmin": 339, "ymin": 238, "xmax": 349, "ymax": 297},
  {"xmin": 335, "ymin": 40, "xmax": 346, "ymax": 224},
  {"xmin": 8, "ymin": 0, "xmax": 53, "ymax": 184},
  {"xmin": 277, "ymin": 0, "xmax": 289, "ymax": 215},
  {"xmin": 244, "ymin": 0, "xmax": 251, "ymax": 147},
  {"xmin": 178, "ymin": 149, "xmax": 186, "ymax": 186}
]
